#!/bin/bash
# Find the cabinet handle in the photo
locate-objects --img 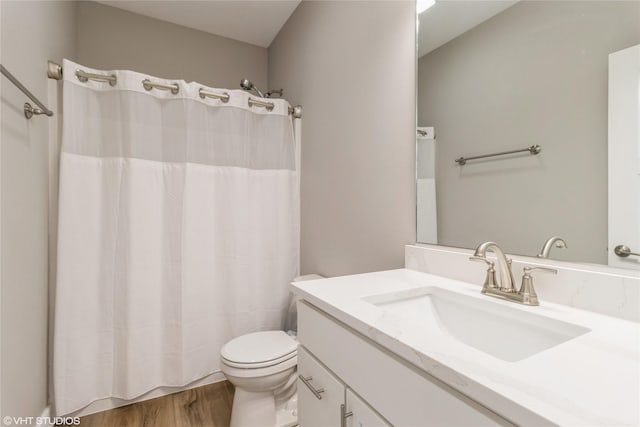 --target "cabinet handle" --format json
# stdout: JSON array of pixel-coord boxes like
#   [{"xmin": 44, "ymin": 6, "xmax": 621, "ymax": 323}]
[
  {"xmin": 340, "ymin": 403, "xmax": 353, "ymax": 427},
  {"xmin": 298, "ymin": 375, "xmax": 325, "ymax": 400}
]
